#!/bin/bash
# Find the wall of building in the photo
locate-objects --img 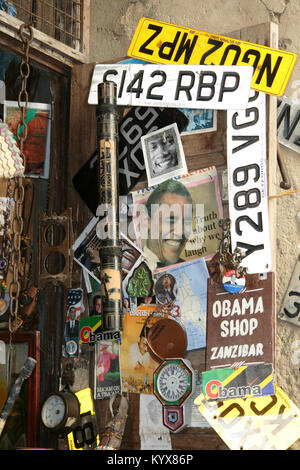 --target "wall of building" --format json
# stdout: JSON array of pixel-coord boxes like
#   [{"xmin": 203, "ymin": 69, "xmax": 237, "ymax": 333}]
[{"xmin": 89, "ymin": 0, "xmax": 300, "ymax": 450}]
